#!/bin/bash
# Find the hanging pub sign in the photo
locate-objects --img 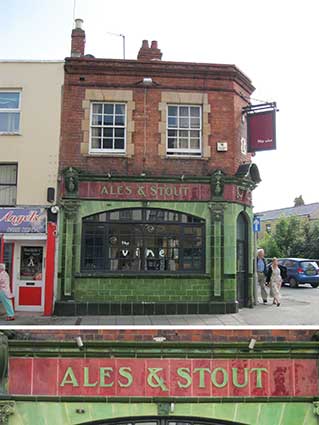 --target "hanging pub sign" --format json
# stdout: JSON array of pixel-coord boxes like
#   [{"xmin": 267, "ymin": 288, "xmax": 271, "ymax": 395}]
[
  {"xmin": 245, "ymin": 102, "xmax": 277, "ymax": 153},
  {"xmin": 0, "ymin": 208, "xmax": 46, "ymax": 233}
]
